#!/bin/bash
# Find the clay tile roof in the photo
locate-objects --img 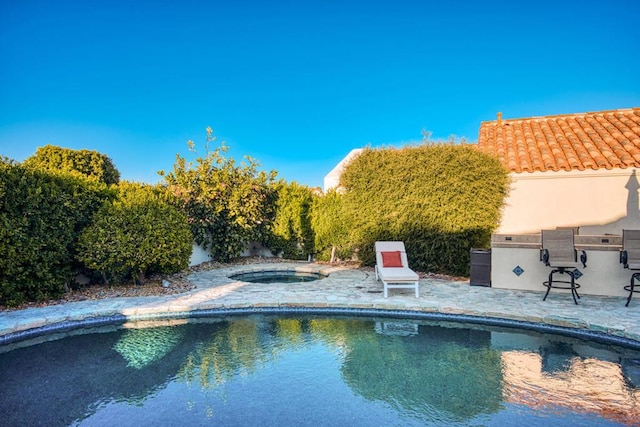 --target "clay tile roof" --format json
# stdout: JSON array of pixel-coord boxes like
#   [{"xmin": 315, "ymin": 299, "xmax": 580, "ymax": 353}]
[{"xmin": 477, "ymin": 108, "xmax": 640, "ymax": 173}]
